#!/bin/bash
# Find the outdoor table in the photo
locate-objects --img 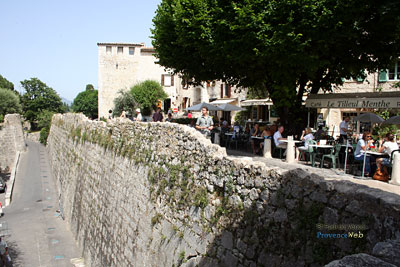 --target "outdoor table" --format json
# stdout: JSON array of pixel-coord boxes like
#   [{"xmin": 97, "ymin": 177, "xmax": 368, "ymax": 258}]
[{"xmin": 281, "ymin": 140, "xmax": 302, "ymax": 143}]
